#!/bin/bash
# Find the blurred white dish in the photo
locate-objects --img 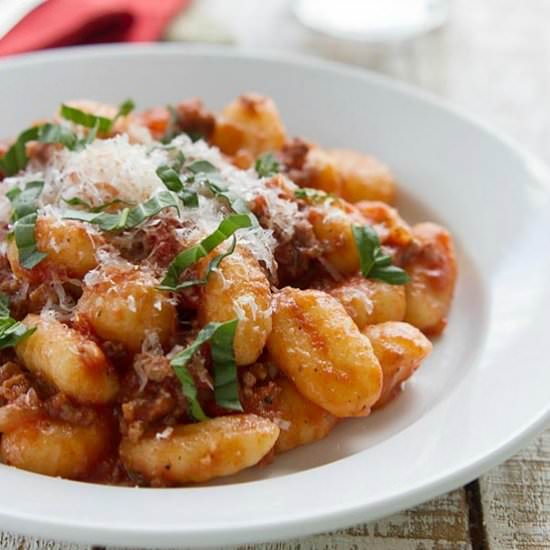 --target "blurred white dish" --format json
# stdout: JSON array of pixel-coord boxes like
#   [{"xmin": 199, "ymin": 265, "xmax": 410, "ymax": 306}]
[{"xmin": 0, "ymin": 44, "xmax": 549, "ymax": 548}]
